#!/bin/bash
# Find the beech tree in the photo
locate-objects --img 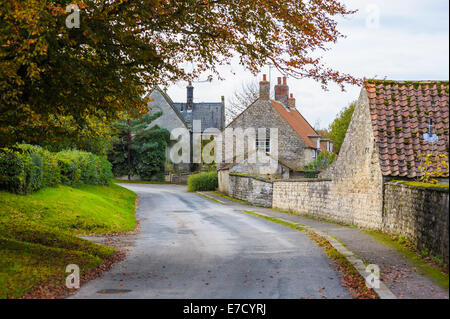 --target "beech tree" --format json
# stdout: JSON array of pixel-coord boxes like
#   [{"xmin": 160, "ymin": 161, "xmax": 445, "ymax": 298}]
[{"xmin": 1, "ymin": 0, "xmax": 358, "ymax": 146}]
